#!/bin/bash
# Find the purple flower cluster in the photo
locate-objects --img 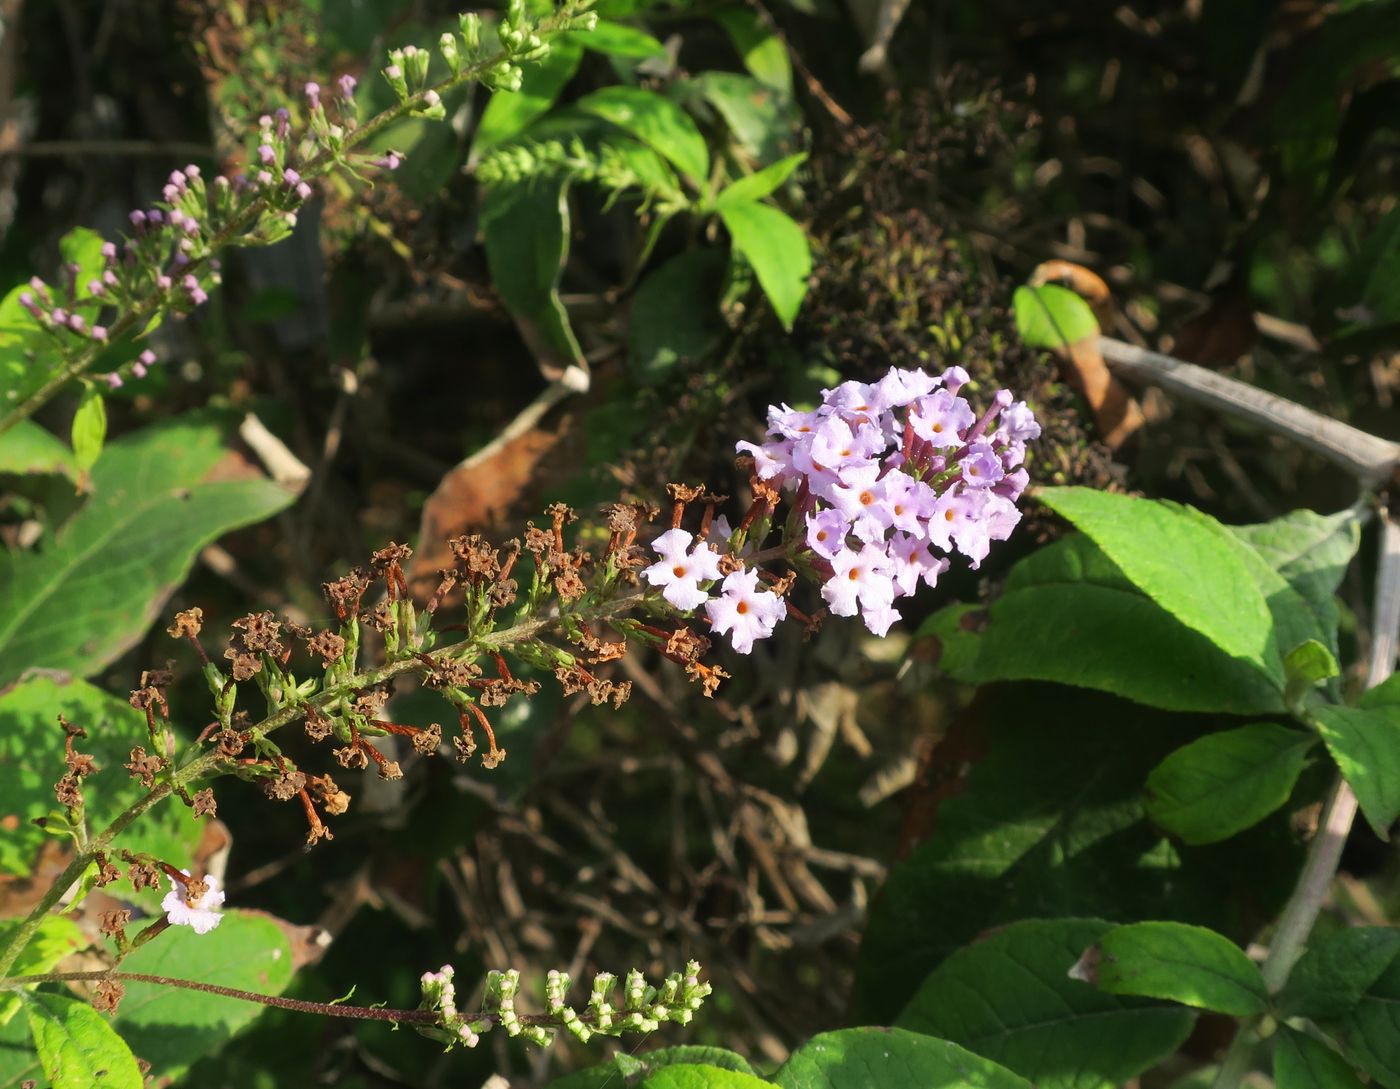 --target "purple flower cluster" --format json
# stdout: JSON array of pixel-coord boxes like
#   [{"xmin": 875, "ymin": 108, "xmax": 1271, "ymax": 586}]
[
  {"xmin": 743, "ymin": 366, "xmax": 1037, "ymax": 635},
  {"xmin": 641, "ymin": 367, "xmax": 1038, "ymax": 654}
]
